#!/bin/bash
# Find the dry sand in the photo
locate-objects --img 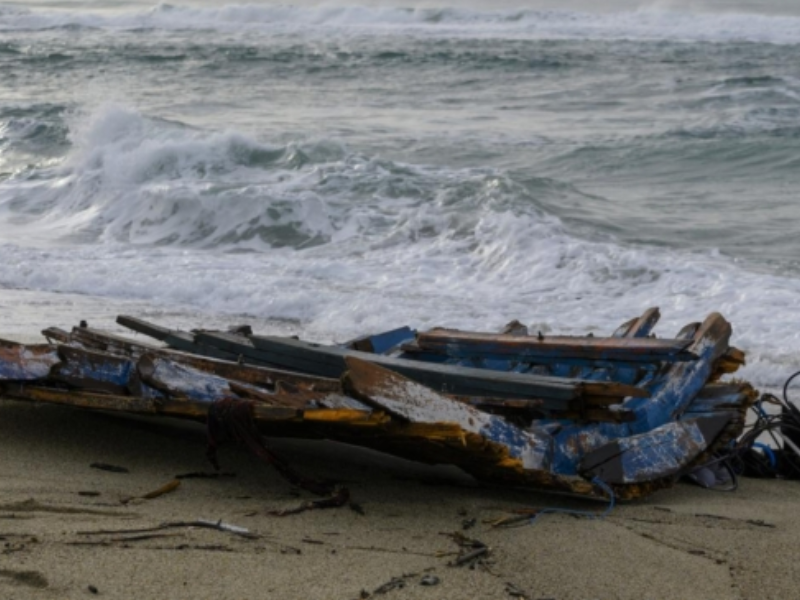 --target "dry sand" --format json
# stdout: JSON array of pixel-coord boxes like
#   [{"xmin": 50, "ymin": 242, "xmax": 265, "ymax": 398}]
[{"xmin": 2, "ymin": 397, "xmax": 800, "ymax": 600}]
